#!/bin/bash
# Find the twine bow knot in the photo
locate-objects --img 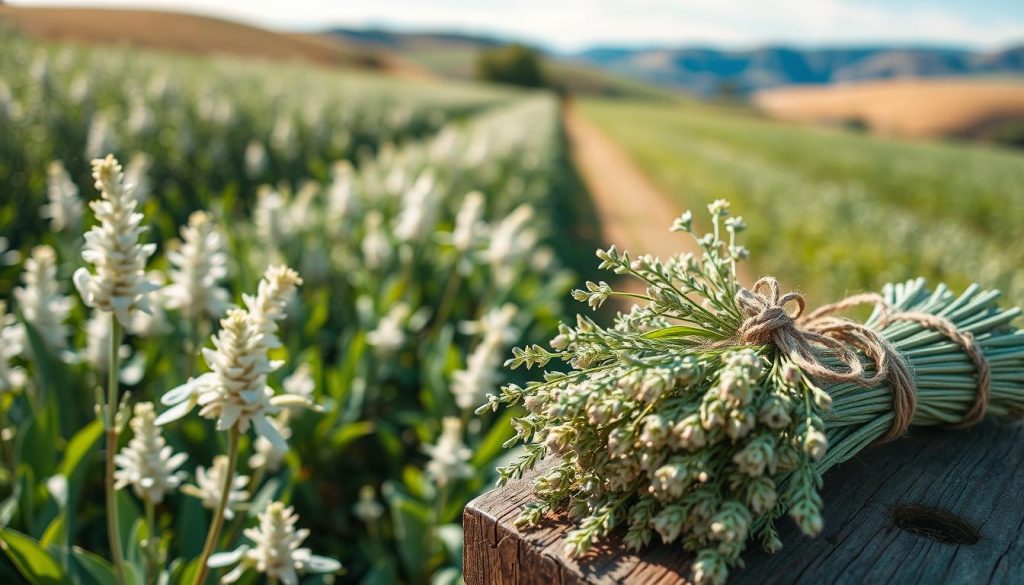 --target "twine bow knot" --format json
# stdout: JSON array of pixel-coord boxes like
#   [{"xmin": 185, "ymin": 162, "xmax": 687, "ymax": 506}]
[{"xmin": 735, "ymin": 277, "xmax": 990, "ymax": 441}]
